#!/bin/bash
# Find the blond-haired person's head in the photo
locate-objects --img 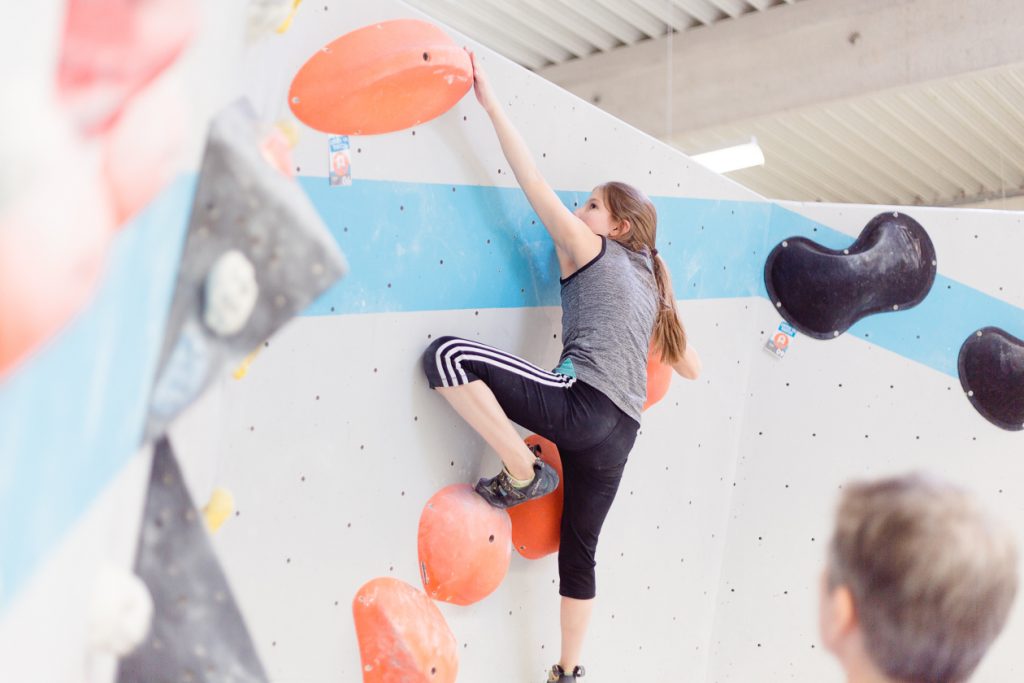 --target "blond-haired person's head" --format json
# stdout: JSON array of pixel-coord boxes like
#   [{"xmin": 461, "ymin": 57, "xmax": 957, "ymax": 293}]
[{"xmin": 820, "ymin": 473, "xmax": 1018, "ymax": 683}]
